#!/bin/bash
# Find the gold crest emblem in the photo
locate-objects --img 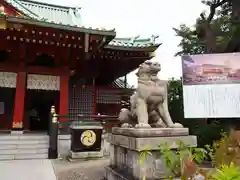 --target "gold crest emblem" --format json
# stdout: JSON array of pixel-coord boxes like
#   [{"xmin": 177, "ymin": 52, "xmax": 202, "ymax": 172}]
[{"xmin": 80, "ymin": 130, "xmax": 96, "ymax": 146}]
